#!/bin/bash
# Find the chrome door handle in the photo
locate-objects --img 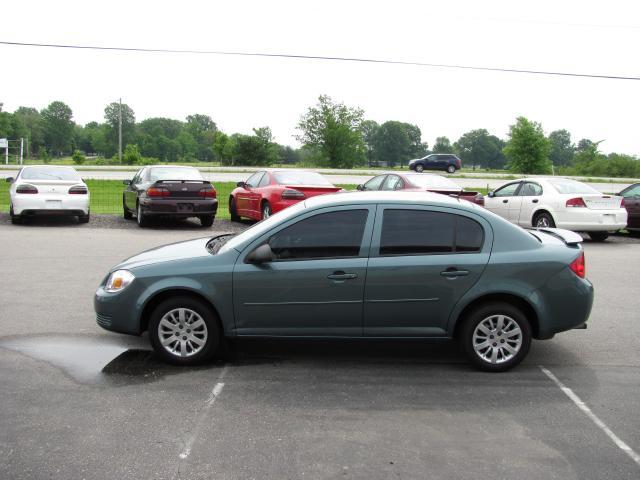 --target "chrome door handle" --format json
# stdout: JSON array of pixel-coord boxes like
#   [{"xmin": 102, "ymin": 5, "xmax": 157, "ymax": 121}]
[
  {"xmin": 327, "ymin": 272, "xmax": 358, "ymax": 280},
  {"xmin": 440, "ymin": 269, "xmax": 470, "ymax": 278}
]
